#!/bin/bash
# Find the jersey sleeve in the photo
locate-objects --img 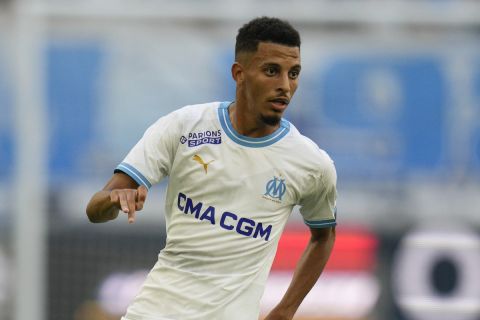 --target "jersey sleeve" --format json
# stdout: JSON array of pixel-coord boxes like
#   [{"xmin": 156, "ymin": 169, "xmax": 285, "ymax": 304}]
[
  {"xmin": 114, "ymin": 110, "xmax": 181, "ymax": 189},
  {"xmin": 298, "ymin": 159, "xmax": 337, "ymax": 228}
]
